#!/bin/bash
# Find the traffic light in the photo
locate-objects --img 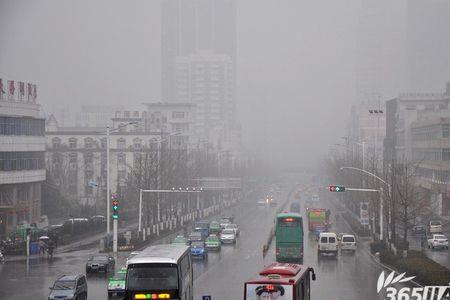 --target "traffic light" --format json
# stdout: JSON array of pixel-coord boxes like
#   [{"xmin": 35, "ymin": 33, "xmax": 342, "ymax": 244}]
[
  {"xmin": 112, "ymin": 194, "xmax": 119, "ymax": 219},
  {"xmin": 329, "ymin": 185, "xmax": 346, "ymax": 192}
]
